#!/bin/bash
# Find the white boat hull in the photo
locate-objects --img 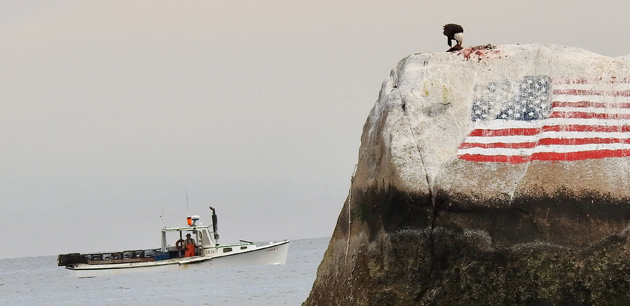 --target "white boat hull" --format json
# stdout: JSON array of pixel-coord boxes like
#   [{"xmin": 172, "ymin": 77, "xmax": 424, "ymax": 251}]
[
  {"xmin": 67, "ymin": 240, "xmax": 289, "ymax": 278},
  {"xmin": 204, "ymin": 240, "xmax": 290, "ymax": 268}
]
